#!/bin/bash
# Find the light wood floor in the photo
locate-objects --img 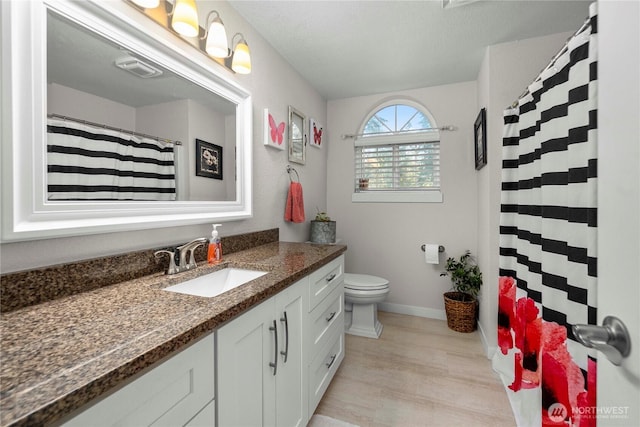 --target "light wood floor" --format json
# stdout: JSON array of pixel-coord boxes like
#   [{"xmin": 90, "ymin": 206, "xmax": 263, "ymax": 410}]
[{"xmin": 314, "ymin": 311, "xmax": 515, "ymax": 427}]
